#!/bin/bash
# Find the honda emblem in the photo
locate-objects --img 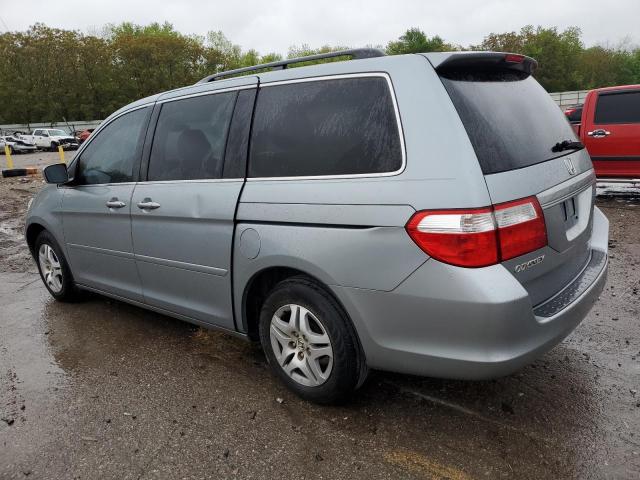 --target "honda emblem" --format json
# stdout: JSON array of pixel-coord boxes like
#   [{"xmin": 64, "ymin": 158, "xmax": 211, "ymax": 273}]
[{"xmin": 564, "ymin": 157, "xmax": 577, "ymax": 175}]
